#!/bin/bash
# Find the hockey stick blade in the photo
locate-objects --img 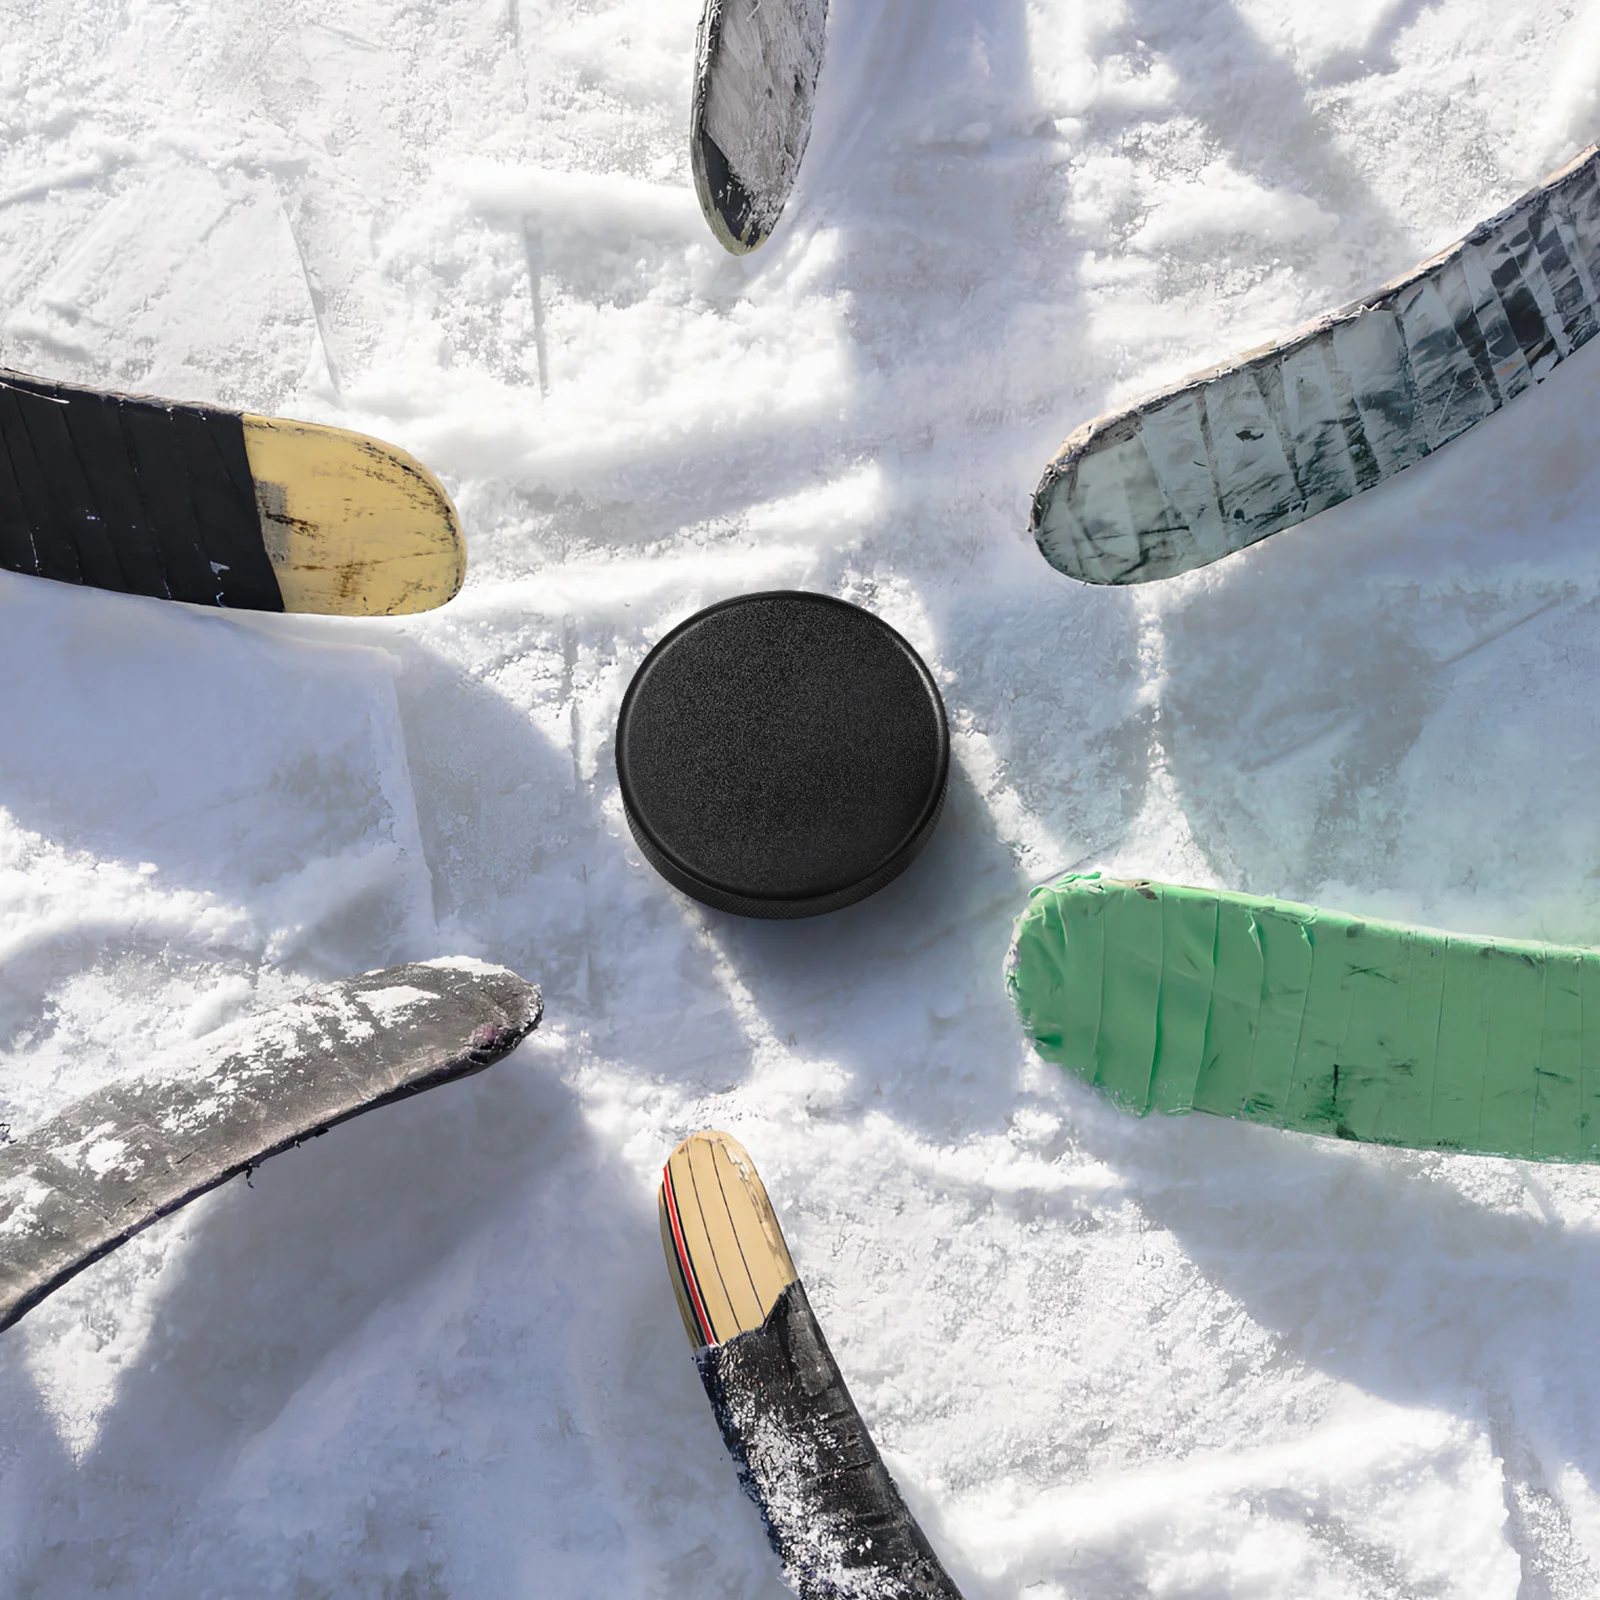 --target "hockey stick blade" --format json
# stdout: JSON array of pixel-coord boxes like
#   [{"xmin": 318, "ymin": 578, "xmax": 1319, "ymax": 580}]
[
  {"xmin": 0, "ymin": 369, "xmax": 465, "ymax": 615},
  {"xmin": 660, "ymin": 1130, "xmax": 965, "ymax": 1599},
  {"xmin": 691, "ymin": 0, "xmax": 830, "ymax": 253},
  {"xmin": 1010, "ymin": 873, "xmax": 1600, "ymax": 1162},
  {"xmin": 0, "ymin": 958, "xmax": 540, "ymax": 1333},
  {"xmin": 1032, "ymin": 144, "xmax": 1600, "ymax": 585}
]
